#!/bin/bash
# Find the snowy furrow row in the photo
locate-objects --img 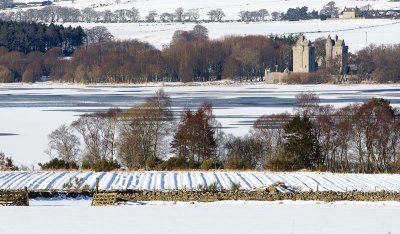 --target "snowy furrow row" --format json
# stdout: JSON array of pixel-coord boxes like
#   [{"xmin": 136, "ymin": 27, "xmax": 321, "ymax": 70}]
[{"xmin": 1, "ymin": 171, "xmax": 400, "ymax": 192}]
